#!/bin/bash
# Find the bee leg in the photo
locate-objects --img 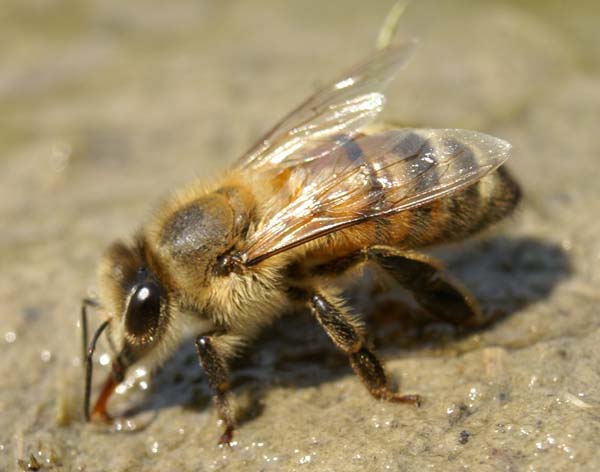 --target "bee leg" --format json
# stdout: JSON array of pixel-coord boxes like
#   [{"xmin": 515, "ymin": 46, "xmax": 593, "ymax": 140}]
[
  {"xmin": 308, "ymin": 291, "xmax": 421, "ymax": 405},
  {"xmin": 367, "ymin": 246, "xmax": 484, "ymax": 327},
  {"xmin": 195, "ymin": 332, "xmax": 236, "ymax": 446}
]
